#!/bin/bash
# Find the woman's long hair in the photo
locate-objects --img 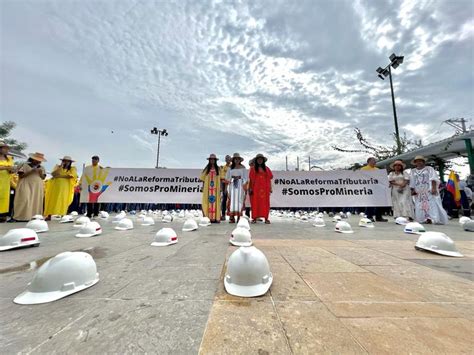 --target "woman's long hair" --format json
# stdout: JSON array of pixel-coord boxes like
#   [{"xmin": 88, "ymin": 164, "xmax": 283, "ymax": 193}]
[
  {"xmin": 203, "ymin": 160, "xmax": 220, "ymax": 175},
  {"xmin": 62, "ymin": 161, "xmax": 72, "ymax": 171},
  {"xmin": 254, "ymin": 160, "xmax": 267, "ymax": 173},
  {"xmin": 230, "ymin": 158, "xmax": 243, "ymax": 169}
]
